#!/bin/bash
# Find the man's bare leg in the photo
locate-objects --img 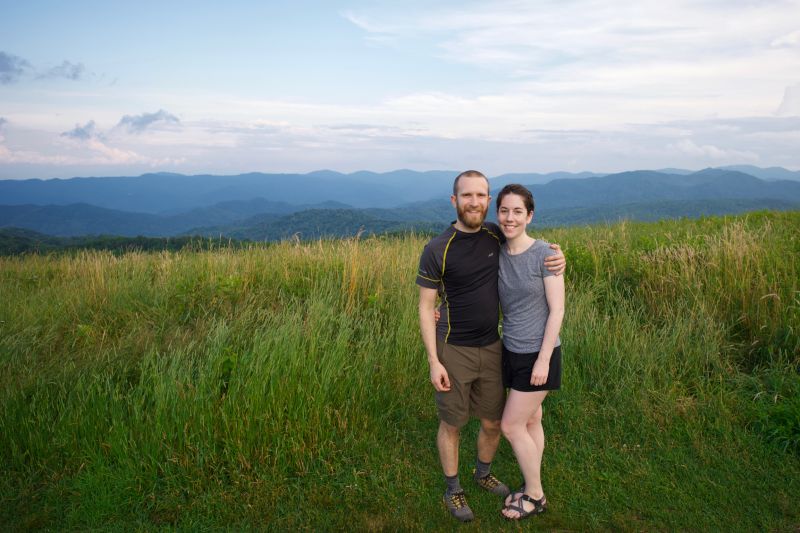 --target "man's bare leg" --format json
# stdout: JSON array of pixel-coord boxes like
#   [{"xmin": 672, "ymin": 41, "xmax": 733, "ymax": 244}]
[
  {"xmin": 472, "ymin": 418, "xmax": 511, "ymax": 496},
  {"xmin": 437, "ymin": 420, "xmax": 460, "ymax": 476},
  {"xmin": 439, "ymin": 420, "xmax": 476, "ymax": 522},
  {"xmin": 477, "ymin": 418, "xmax": 502, "ymax": 463}
]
